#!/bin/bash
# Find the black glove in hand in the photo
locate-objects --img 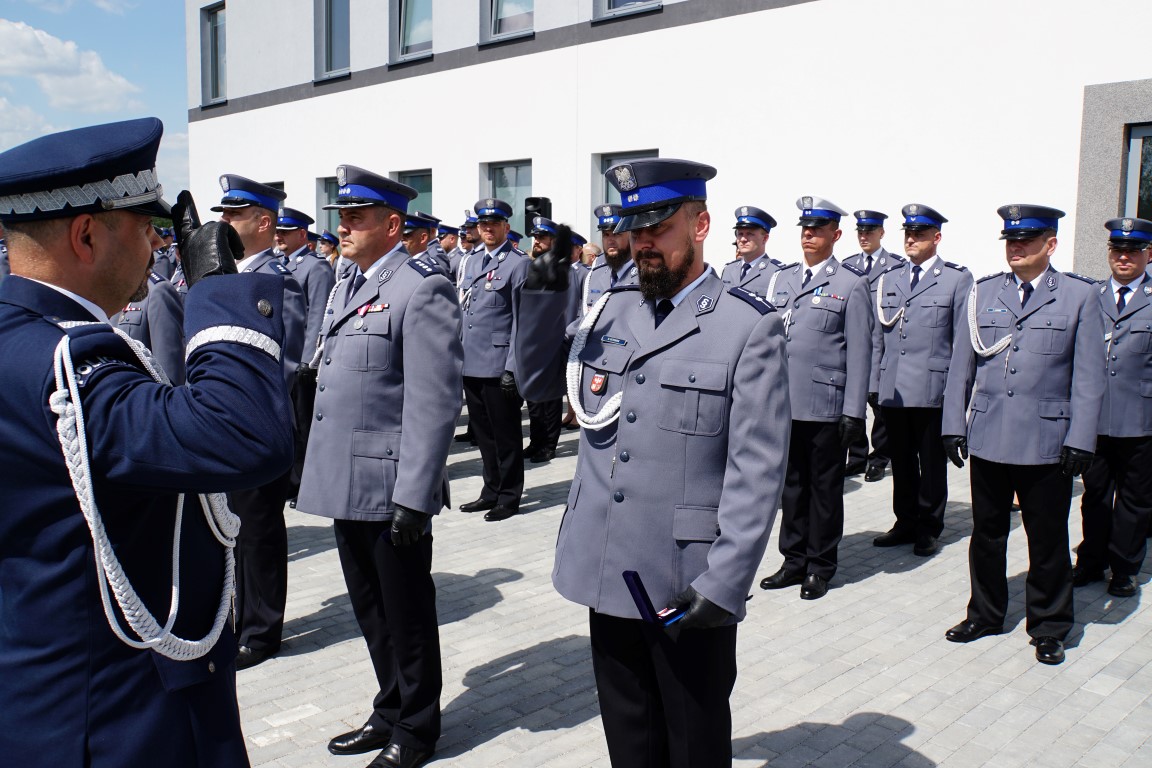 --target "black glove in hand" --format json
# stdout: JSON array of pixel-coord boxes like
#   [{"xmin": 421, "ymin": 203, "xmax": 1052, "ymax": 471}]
[
  {"xmin": 499, "ymin": 370, "xmax": 519, "ymax": 400},
  {"xmin": 943, "ymin": 435, "xmax": 968, "ymax": 468},
  {"xmin": 390, "ymin": 504, "xmax": 430, "ymax": 547},
  {"xmin": 868, "ymin": 392, "xmax": 879, "ymax": 408},
  {"xmin": 665, "ymin": 587, "xmax": 731, "ymax": 630},
  {"xmin": 171, "ymin": 190, "xmax": 242, "ymax": 287},
  {"xmin": 837, "ymin": 415, "xmax": 865, "ymax": 448},
  {"xmin": 523, "ymin": 224, "xmax": 571, "ymax": 292},
  {"xmin": 1060, "ymin": 446, "xmax": 1093, "ymax": 477}
]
